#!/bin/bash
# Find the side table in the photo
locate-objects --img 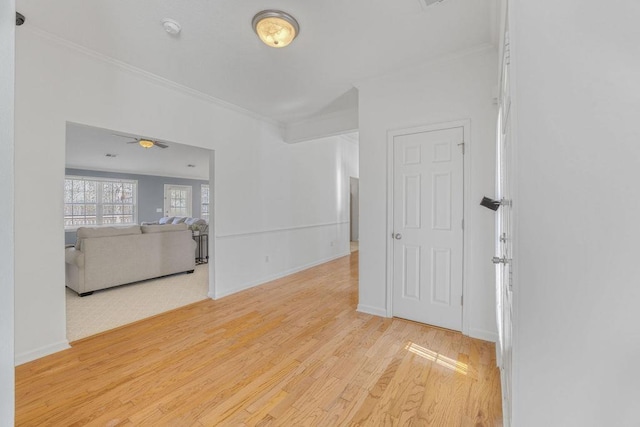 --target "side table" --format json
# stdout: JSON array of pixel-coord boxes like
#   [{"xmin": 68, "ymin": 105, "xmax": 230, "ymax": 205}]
[{"xmin": 193, "ymin": 233, "xmax": 209, "ymax": 265}]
